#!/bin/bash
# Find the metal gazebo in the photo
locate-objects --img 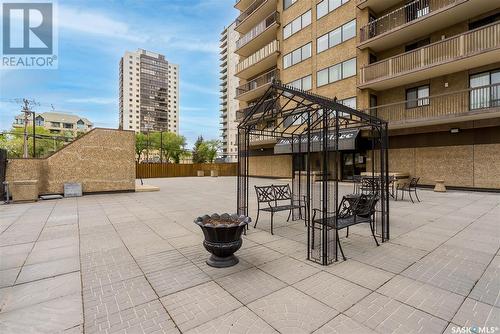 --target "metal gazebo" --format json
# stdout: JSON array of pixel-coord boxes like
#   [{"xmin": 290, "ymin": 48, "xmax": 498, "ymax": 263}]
[{"xmin": 237, "ymin": 81, "xmax": 390, "ymax": 265}]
